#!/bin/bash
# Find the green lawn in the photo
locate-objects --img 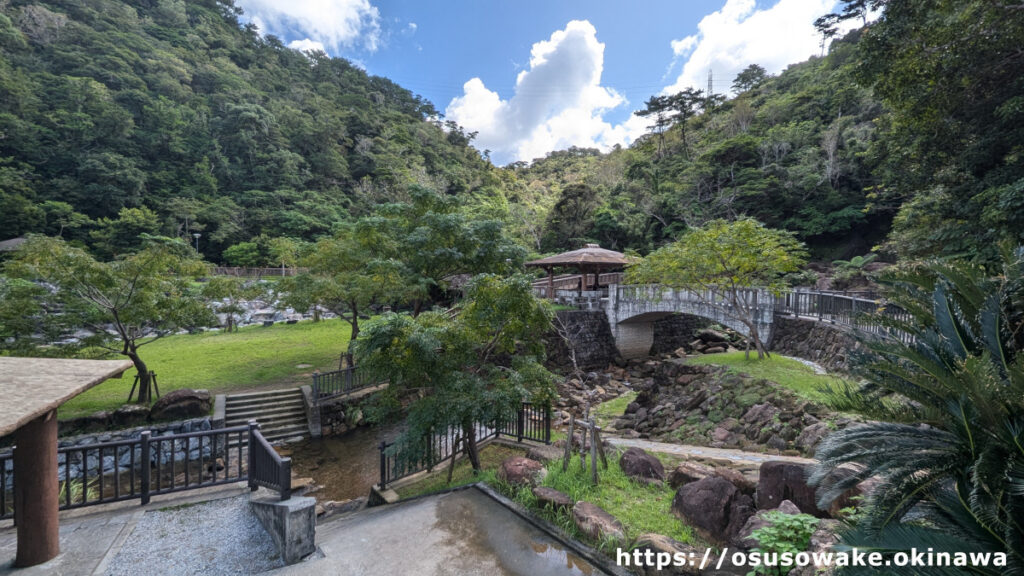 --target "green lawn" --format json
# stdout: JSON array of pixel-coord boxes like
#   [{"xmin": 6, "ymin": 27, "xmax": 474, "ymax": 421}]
[
  {"xmin": 60, "ymin": 319, "xmax": 351, "ymax": 419},
  {"xmin": 511, "ymin": 451, "xmax": 692, "ymax": 550},
  {"xmin": 593, "ymin": 391, "xmax": 638, "ymax": 430},
  {"xmin": 685, "ymin": 351, "xmax": 849, "ymax": 400}
]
